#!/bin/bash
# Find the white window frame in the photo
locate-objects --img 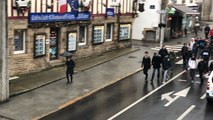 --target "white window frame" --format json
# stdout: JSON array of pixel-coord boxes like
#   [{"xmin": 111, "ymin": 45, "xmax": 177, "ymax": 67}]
[
  {"xmin": 106, "ymin": 24, "xmax": 113, "ymax": 42},
  {"xmin": 78, "ymin": 26, "xmax": 87, "ymax": 46},
  {"xmin": 14, "ymin": 29, "xmax": 26, "ymax": 54}
]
